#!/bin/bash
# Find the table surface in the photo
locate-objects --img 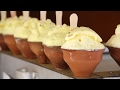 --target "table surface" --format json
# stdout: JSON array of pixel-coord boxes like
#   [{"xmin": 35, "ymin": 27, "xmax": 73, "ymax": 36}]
[{"xmin": 0, "ymin": 50, "xmax": 120, "ymax": 79}]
